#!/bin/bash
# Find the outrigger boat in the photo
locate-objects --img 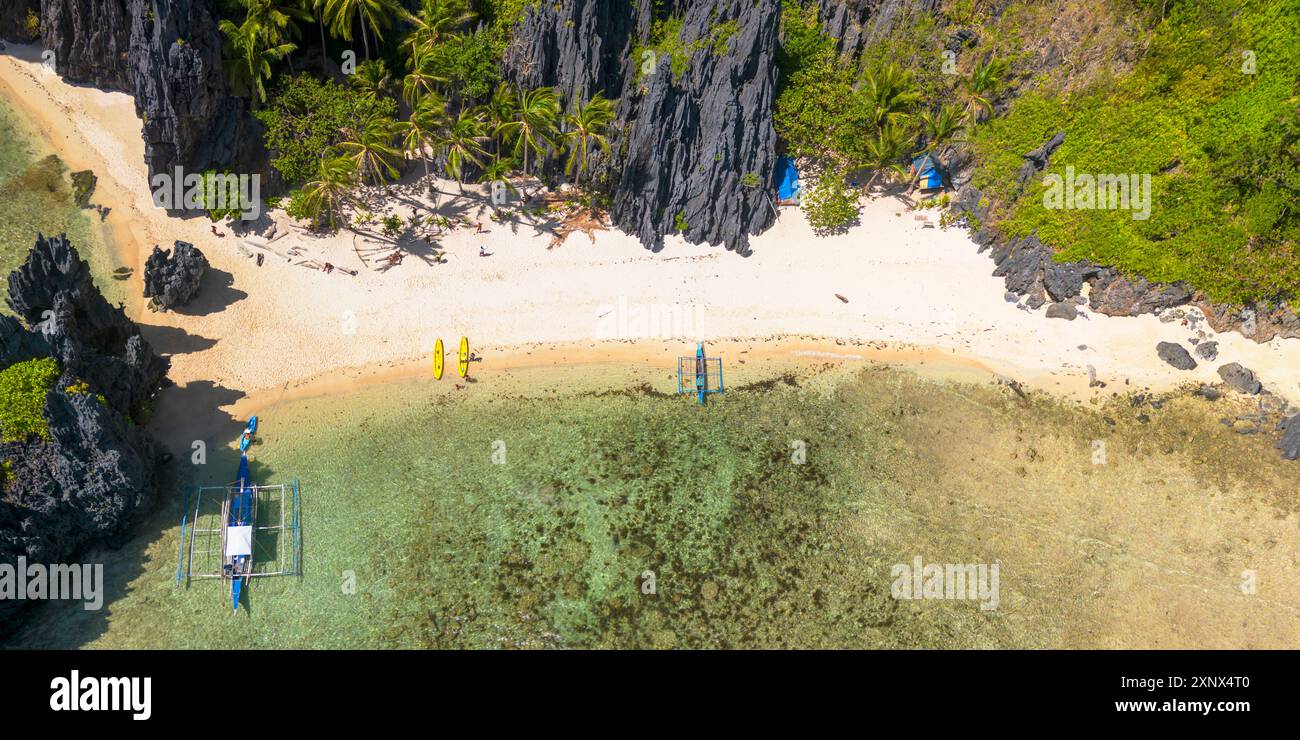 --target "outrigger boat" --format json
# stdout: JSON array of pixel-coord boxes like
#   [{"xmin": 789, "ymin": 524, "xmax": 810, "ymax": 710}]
[
  {"xmin": 225, "ymin": 454, "xmax": 256, "ymax": 611},
  {"xmin": 176, "ymin": 418, "xmax": 300, "ymax": 611},
  {"xmin": 676, "ymin": 342, "xmax": 724, "ymax": 405}
]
